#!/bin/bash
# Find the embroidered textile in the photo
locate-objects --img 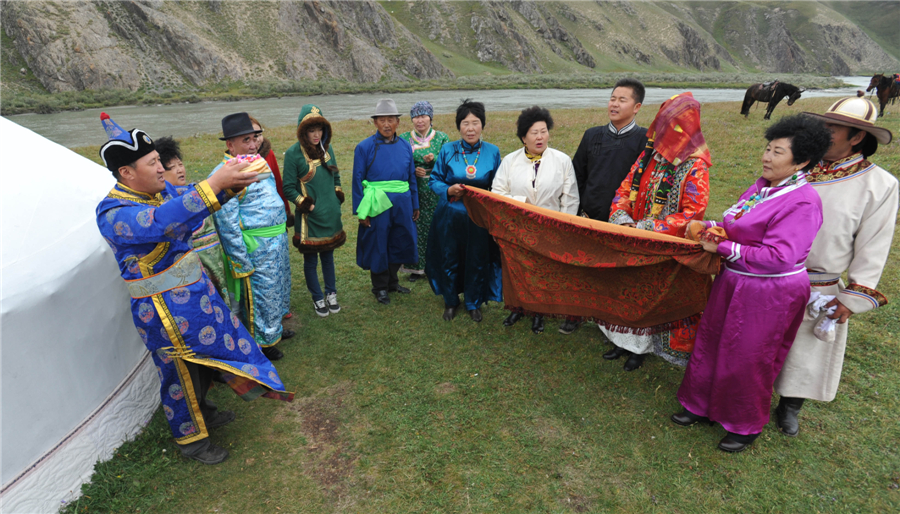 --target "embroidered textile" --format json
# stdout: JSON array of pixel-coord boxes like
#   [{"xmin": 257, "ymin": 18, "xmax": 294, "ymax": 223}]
[
  {"xmin": 610, "ymin": 156, "xmax": 710, "ymax": 236},
  {"xmin": 806, "ymin": 154, "xmax": 874, "ymax": 184},
  {"xmin": 462, "ymin": 187, "xmax": 717, "ymax": 333}
]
